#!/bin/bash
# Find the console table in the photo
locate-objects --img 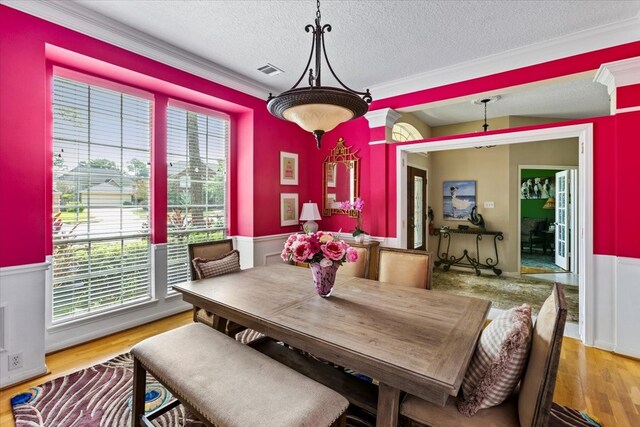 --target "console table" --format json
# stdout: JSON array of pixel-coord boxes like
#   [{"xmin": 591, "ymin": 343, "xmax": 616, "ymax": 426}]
[{"xmin": 433, "ymin": 228, "xmax": 504, "ymax": 276}]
